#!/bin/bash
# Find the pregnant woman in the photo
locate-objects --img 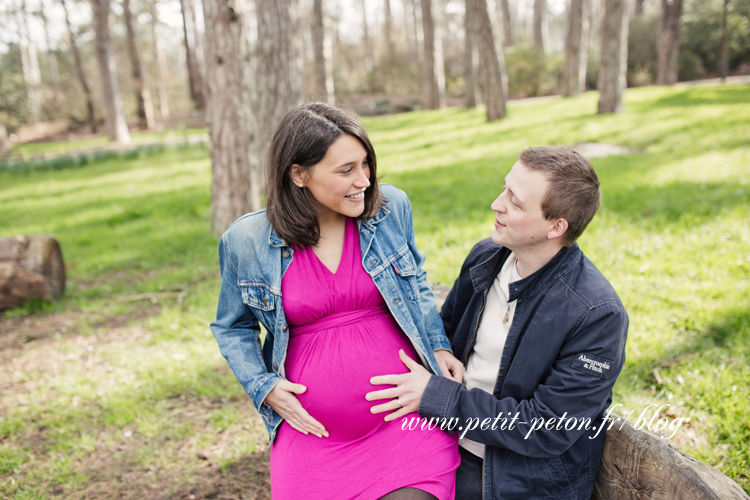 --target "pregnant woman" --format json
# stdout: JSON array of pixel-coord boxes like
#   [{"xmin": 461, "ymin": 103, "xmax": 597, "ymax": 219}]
[{"xmin": 210, "ymin": 103, "xmax": 462, "ymax": 499}]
